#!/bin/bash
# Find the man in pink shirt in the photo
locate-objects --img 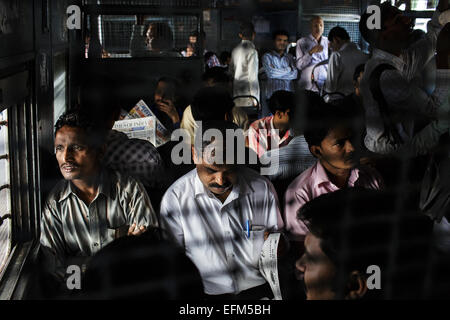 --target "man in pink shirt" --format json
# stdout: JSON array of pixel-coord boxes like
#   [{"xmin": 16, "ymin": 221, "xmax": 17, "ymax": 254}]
[
  {"xmin": 248, "ymin": 90, "xmax": 294, "ymax": 157},
  {"xmin": 284, "ymin": 103, "xmax": 383, "ymax": 241}
]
